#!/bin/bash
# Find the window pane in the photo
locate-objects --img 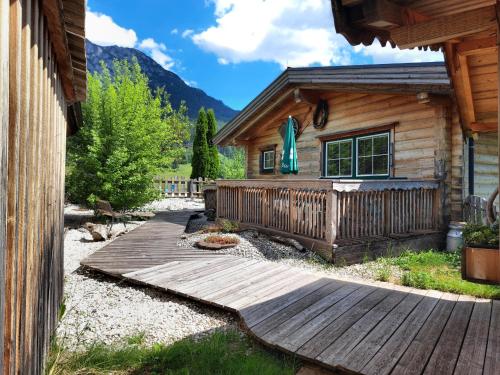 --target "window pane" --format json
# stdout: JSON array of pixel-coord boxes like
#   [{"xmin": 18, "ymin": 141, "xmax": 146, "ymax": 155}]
[
  {"xmin": 327, "ymin": 142, "xmax": 339, "ymax": 159},
  {"xmin": 339, "ymin": 141, "xmax": 352, "ymax": 158},
  {"xmin": 373, "ymin": 134, "xmax": 389, "ymax": 155},
  {"xmin": 340, "ymin": 158, "xmax": 351, "ymax": 176},
  {"xmin": 263, "ymin": 151, "xmax": 274, "ymax": 169},
  {"xmin": 358, "ymin": 156, "xmax": 372, "ymax": 175},
  {"xmin": 326, "ymin": 159, "xmax": 339, "ymax": 176},
  {"xmin": 358, "ymin": 138, "xmax": 372, "ymax": 156},
  {"xmin": 373, "ymin": 155, "xmax": 388, "ymax": 175}
]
